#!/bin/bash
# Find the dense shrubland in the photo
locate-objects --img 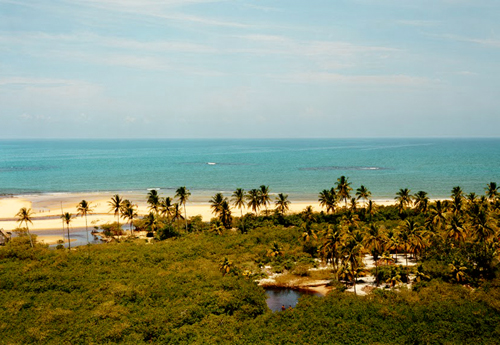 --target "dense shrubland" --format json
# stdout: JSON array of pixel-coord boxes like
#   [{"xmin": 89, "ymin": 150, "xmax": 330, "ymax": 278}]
[{"xmin": 2, "ymin": 179, "xmax": 500, "ymax": 343}]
